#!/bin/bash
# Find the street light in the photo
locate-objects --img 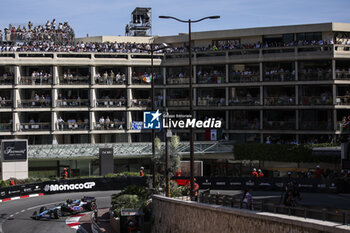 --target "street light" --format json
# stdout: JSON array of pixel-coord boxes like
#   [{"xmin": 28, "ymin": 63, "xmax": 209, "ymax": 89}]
[
  {"xmin": 159, "ymin": 15, "xmax": 220, "ymax": 199},
  {"xmin": 138, "ymin": 44, "xmax": 172, "ymax": 189}
]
